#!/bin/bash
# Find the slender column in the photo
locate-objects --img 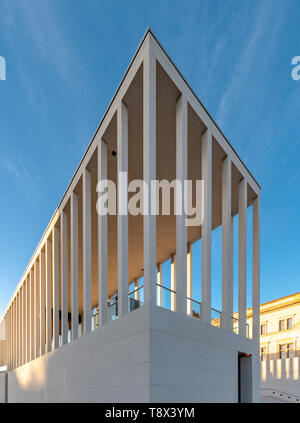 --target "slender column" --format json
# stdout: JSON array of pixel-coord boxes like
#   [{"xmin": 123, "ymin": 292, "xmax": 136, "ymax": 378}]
[
  {"xmin": 30, "ymin": 269, "xmax": 35, "ymax": 361},
  {"xmin": 15, "ymin": 299, "xmax": 18, "ymax": 367},
  {"xmin": 11, "ymin": 304, "xmax": 13, "ymax": 368},
  {"xmin": 117, "ymin": 101, "xmax": 129, "ymax": 317},
  {"xmin": 143, "ymin": 45, "xmax": 156, "ymax": 306},
  {"xmin": 252, "ymin": 194, "xmax": 261, "ymax": 343},
  {"xmin": 221, "ymin": 156, "xmax": 233, "ymax": 330},
  {"xmin": 26, "ymin": 276, "xmax": 30, "ymax": 362},
  {"xmin": 14, "ymin": 302, "xmax": 18, "ymax": 368},
  {"xmin": 61, "ymin": 210, "xmax": 68, "ymax": 345},
  {"xmin": 18, "ymin": 293, "xmax": 21, "ymax": 367},
  {"xmin": 83, "ymin": 168, "xmax": 92, "ymax": 334},
  {"xmin": 7, "ymin": 311, "xmax": 10, "ymax": 370},
  {"xmin": 157, "ymin": 264, "xmax": 163, "ymax": 307},
  {"xmin": 98, "ymin": 140, "xmax": 108, "ymax": 326},
  {"xmin": 34, "ymin": 261, "xmax": 40, "ymax": 358},
  {"xmin": 12, "ymin": 305, "xmax": 14, "ymax": 368},
  {"xmin": 40, "ymin": 251, "xmax": 45, "ymax": 355},
  {"xmin": 8, "ymin": 311, "xmax": 11, "ymax": 370},
  {"xmin": 175, "ymin": 95, "xmax": 188, "ymax": 314},
  {"xmin": 71, "ymin": 192, "xmax": 79, "ymax": 340},
  {"xmin": 201, "ymin": 129, "xmax": 212, "ymax": 323},
  {"xmin": 13, "ymin": 301, "xmax": 16, "ymax": 368},
  {"xmin": 53, "ymin": 226, "xmax": 59, "ymax": 349},
  {"xmin": 22, "ymin": 285, "xmax": 25, "ymax": 365},
  {"xmin": 46, "ymin": 239, "xmax": 52, "ymax": 352},
  {"xmin": 171, "ymin": 254, "xmax": 176, "ymax": 311},
  {"xmin": 187, "ymin": 244, "xmax": 193, "ymax": 316},
  {"xmin": 238, "ymin": 179, "xmax": 247, "ymax": 336}
]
